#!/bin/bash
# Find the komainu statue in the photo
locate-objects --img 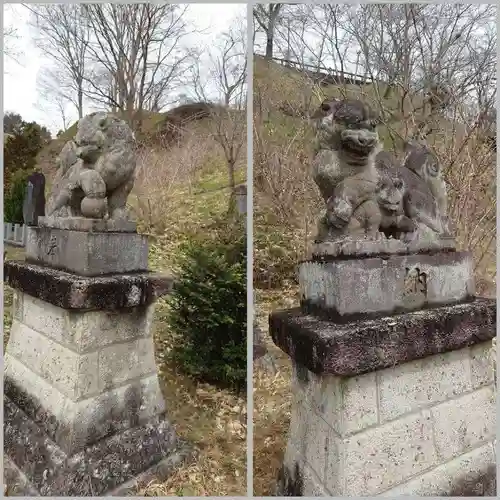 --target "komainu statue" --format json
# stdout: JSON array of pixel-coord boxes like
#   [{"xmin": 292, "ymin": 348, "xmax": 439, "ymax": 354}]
[
  {"xmin": 311, "ymin": 98, "xmax": 382, "ymax": 242},
  {"xmin": 311, "ymin": 98, "xmax": 452, "ymax": 246},
  {"xmin": 46, "ymin": 112, "xmax": 136, "ymax": 221}
]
